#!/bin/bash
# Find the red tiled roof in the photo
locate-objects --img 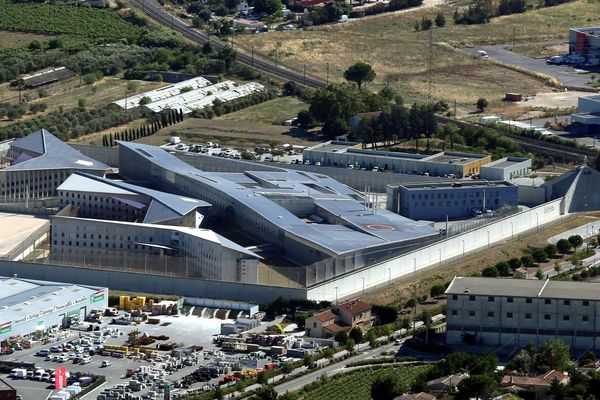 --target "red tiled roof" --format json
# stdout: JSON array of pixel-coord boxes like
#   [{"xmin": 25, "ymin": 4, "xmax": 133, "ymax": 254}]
[
  {"xmin": 323, "ymin": 322, "xmax": 351, "ymax": 334},
  {"xmin": 337, "ymin": 299, "xmax": 371, "ymax": 315},
  {"xmin": 312, "ymin": 309, "xmax": 336, "ymax": 322},
  {"xmin": 356, "ymin": 111, "xmax": 382, "ymax": 119},
  {"xmin": 501, "ymin": 370, "xmax": 569, "ymax": 389}
]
